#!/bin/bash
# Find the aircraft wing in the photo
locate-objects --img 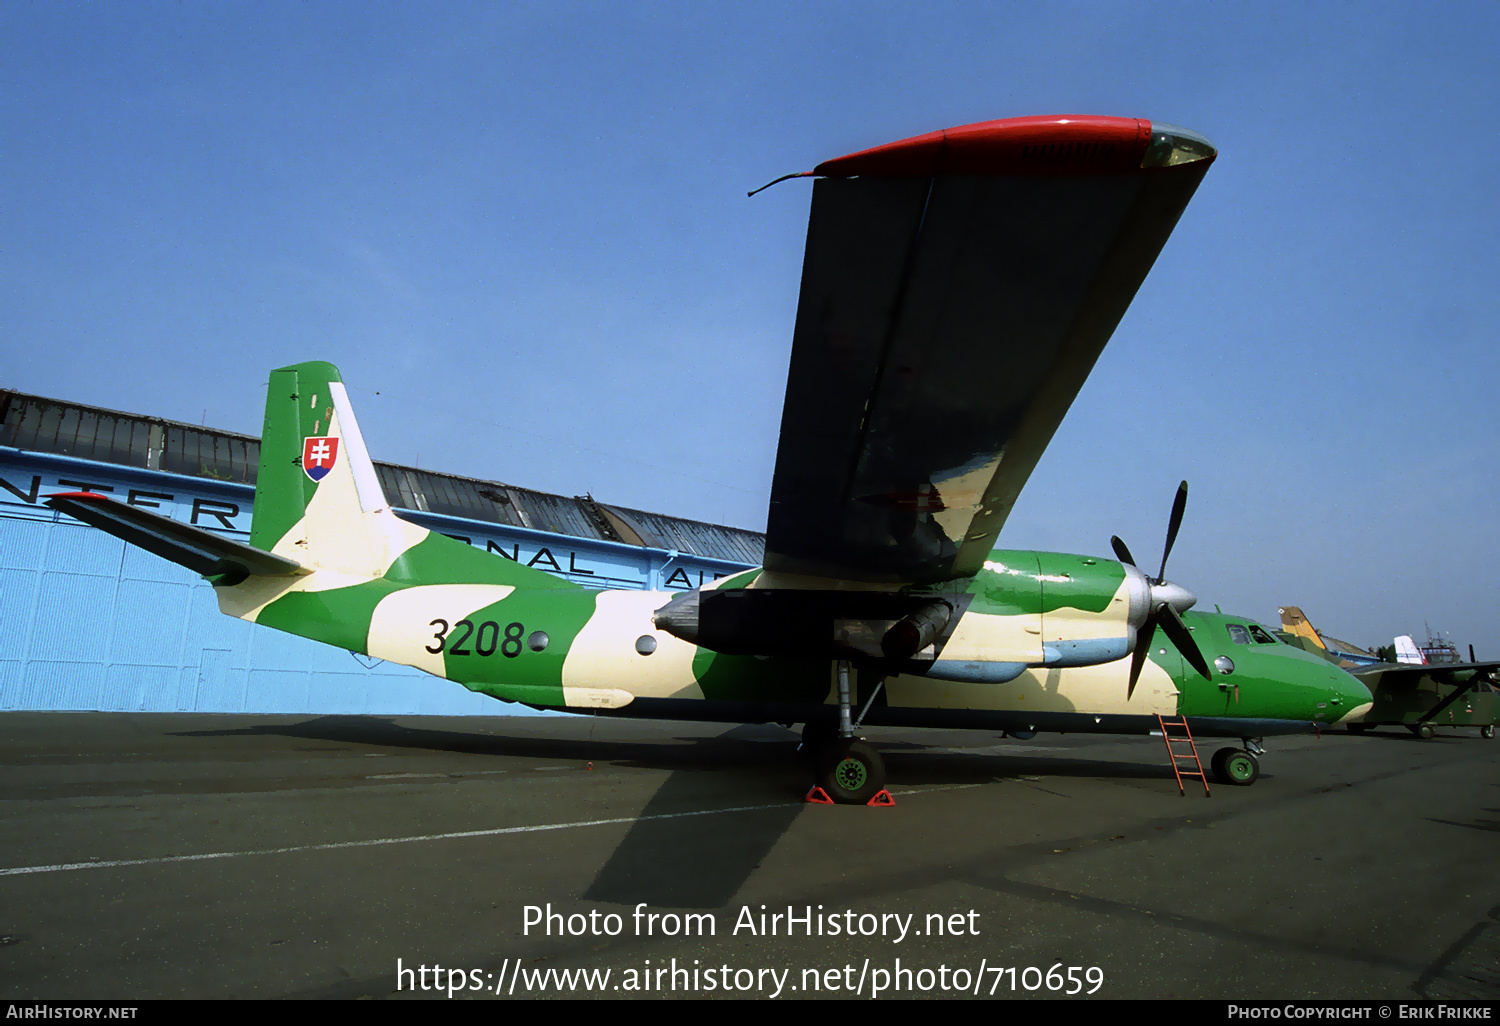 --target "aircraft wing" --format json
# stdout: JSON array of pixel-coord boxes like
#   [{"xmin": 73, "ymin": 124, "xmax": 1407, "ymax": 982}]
[
  {"xmin": 763, "ymin": 116, "xmax": 1215, "ymax": 585},
  {"xmin": 46, "ymin": 492, "xmax": 308, "ymax": 580},
  {"xmin": 1353, "ymin": 661, "xmax": 1500, "ymax": 688}
]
